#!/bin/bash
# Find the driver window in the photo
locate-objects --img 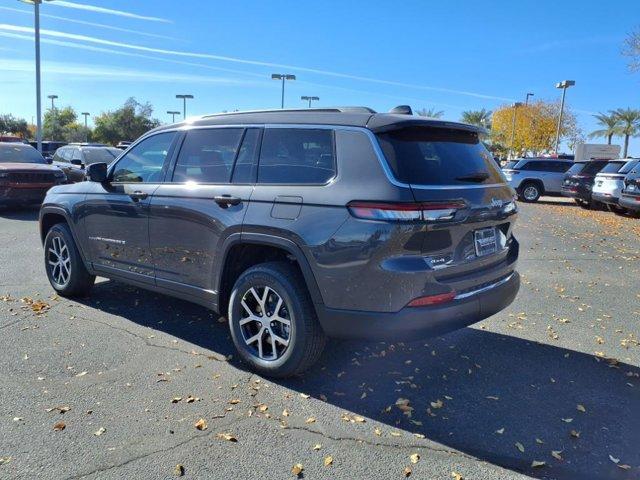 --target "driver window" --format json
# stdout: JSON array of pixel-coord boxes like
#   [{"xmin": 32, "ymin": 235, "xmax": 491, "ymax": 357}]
[{"xmin": 112, "ymin": 132, "xmax": 176, "ymax": 183}]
